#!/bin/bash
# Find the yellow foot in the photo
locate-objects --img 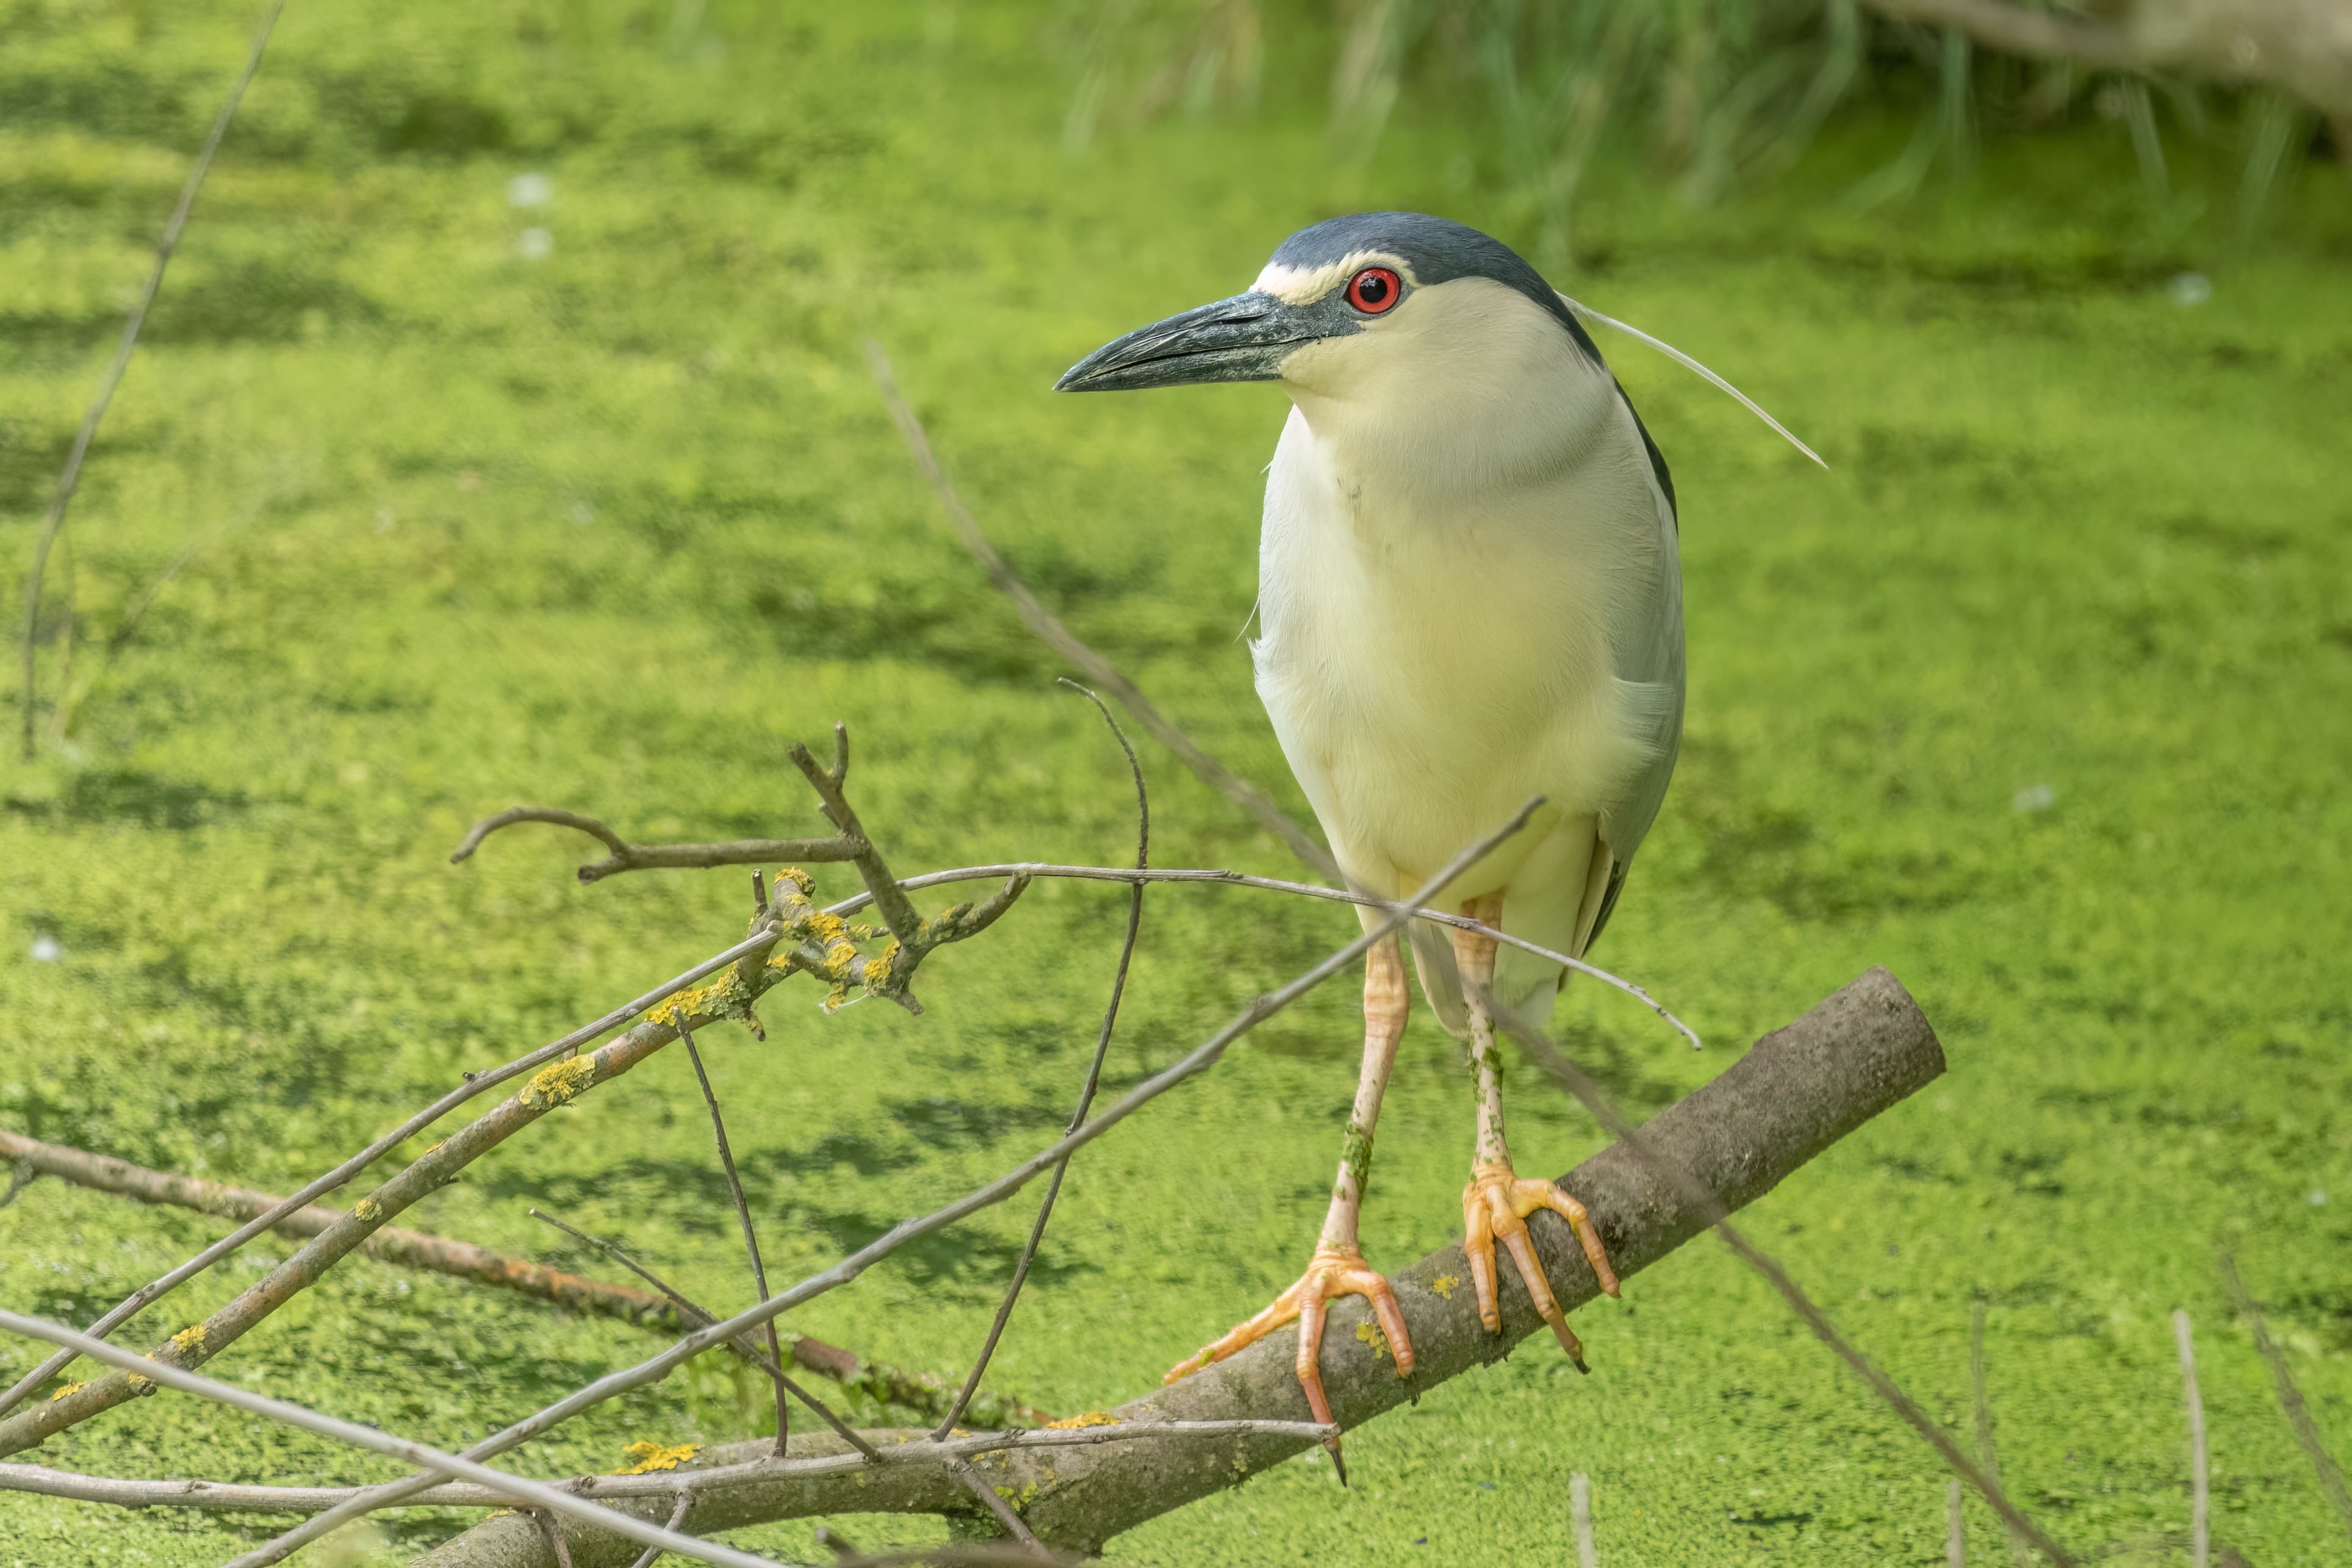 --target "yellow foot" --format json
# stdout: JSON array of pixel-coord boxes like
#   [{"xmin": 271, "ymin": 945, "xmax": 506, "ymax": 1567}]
[
  {"xmin": 1462, "ymin": 1159, "xmax": 1619, "ymax": 1370},
  {"xmin": 1163, "ymin": 1242, "xmax": 1412, "ymax": 1474}
]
